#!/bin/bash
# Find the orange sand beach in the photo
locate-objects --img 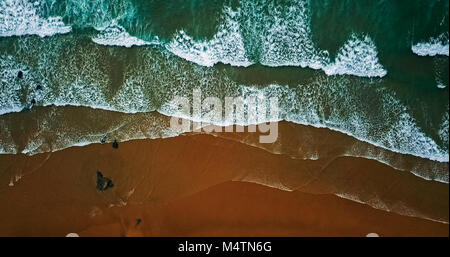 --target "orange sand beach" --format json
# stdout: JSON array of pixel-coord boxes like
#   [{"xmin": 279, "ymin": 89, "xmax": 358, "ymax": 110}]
[{"xmin": 0, "ymin": 130, "xmax": 448, "ymax": 237}]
